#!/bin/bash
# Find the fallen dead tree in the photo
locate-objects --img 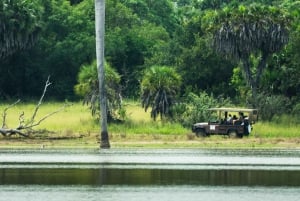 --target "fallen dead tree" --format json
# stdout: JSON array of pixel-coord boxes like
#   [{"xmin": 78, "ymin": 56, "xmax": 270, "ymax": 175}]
[{"xmin": 0, "ymin": 76, "xmax": 71, "ymax": 137}]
